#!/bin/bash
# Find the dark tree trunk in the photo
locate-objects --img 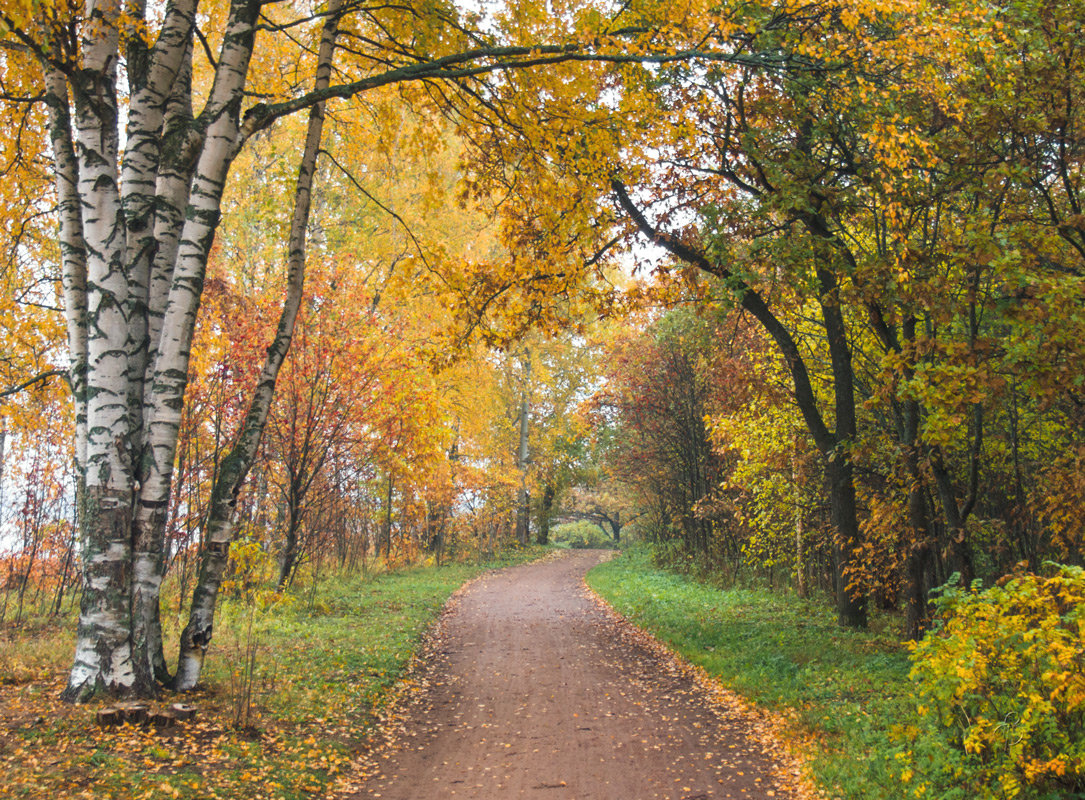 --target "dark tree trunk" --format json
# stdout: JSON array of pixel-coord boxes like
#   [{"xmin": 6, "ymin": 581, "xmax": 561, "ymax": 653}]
[
  {"xmin": 277, "ymin": 519, "xmax": 300, "ymax": 590},
  {"xmin": 931, "ymin": 460, "xmax": 977, "ymax": 588},
  {"xmin": 382, "ymin": 473, "xmax": 393, "ymax": 559},
  {"xmin": 826, "ymin": 458, "xmax": 867, "ymax": 628},
  {"xmin": 900, "ymin": 348, "xmax": 935, "ymax": 639},
  {"xmin": 536, "ymin": 484, "xmax": 554, "ymax": 545},
  {"xmin": 515, "ymin": 350, "xmax": 531, "ymax": 545}
]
